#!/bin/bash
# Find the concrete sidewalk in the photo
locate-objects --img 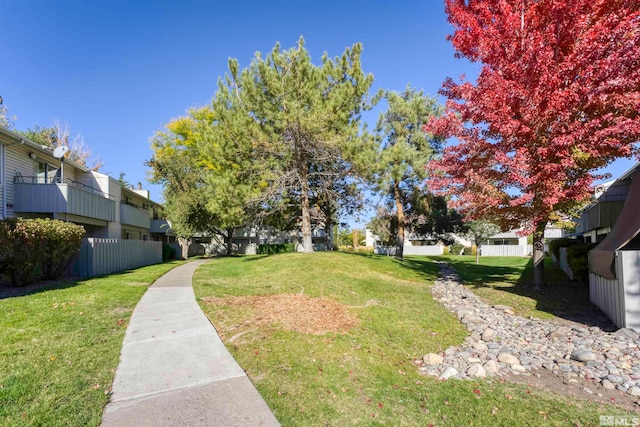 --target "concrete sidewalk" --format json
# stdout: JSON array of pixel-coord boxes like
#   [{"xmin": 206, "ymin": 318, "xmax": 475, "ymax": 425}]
[{"xmin": 101, "ymin": 260, "xmax": 280, "ymax": 427}]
